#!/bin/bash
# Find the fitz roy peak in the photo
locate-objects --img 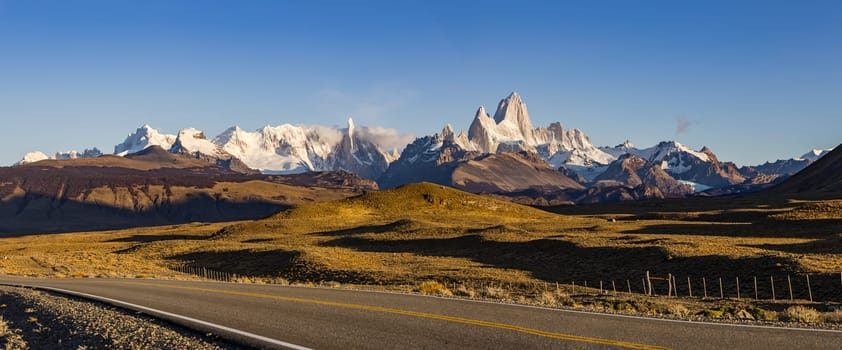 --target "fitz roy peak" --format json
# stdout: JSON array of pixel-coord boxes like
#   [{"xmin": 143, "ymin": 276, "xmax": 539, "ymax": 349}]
[{"xmin": 466, "ymin": 92, "xmax": 615, "ymax": 169}]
